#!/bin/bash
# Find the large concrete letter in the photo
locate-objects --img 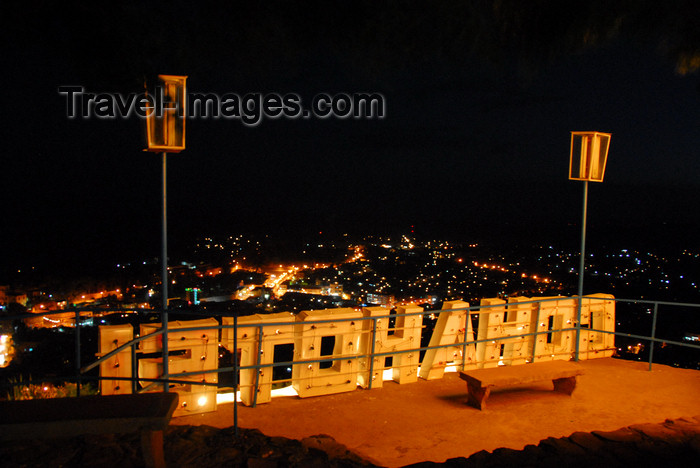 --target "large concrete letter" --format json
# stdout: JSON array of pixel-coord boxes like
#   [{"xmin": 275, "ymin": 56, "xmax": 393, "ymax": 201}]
[
  {"xmin": 475, "ymin": 298, "xmax": 507, "ymax": 368},
  {"xmin": 503, "ymin": 297, "xmax": 536, "ymax": 366},
  {"xmin": 222, "ymin": 312, "xmax": 296, "ymax": 406},
  {"xmin": 98, "ymin": 324, "xmax": 133, "ymax": 395},
  {"xmin": 578, "ymin": 293, "xmax": 616, "ymax": 359},
  {"xmin": 358, "ymin": 305, "xmax": 423, "ymax": 388},
  {"xmin": 139, "ymin": 318, "xmax": 219, "ymax": 416},
  {"xmin": 531, "ymin": 297, "xmax": 576, "ymax": 361},
  {"xmin": 292, "ymin": 308, "xmax": 362, "ymax": 398},
  {"xmin": 419, "ymin": 300, "xmax": 474, "ymax": 380},
  {"xmin": 223, "ymin": 314, "xmax": 270, "ymax": 406}
]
